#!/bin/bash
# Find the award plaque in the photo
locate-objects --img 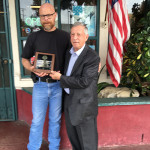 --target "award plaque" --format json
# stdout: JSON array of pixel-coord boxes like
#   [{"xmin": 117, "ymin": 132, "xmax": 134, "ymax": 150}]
[{"xmin": 33, "ymin": 52, "xmax": 55, "ymax": 73}]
